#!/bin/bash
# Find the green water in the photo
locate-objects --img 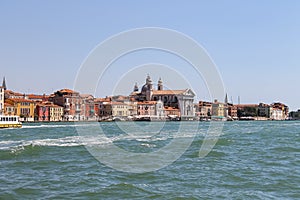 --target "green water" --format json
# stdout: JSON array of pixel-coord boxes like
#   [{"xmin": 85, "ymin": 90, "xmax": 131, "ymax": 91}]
[{"xmin": 0, "ymin": 121, "xmax": 299, "ymax": 199}]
